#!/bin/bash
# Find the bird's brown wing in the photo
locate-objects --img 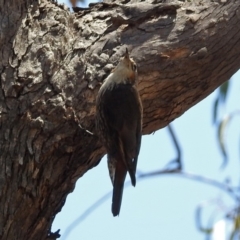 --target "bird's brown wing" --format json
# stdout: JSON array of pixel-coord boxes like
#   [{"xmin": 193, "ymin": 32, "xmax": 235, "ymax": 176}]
[
  {"xmin": 96, "ymin": 82, "xmax": 142, "ymax": 216},
  {"xmin": 99, "ymin": 82, "xmax": 142, "ymax": 185}
]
